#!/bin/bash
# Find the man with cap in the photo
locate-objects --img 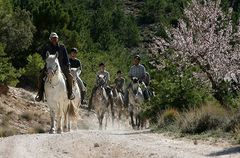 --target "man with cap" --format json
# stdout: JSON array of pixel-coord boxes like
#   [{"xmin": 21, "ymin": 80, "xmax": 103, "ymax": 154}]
[
  {"xmin": 124, "ymin": 55, "xmax": 150, "ymax": 106},
  {"xmin": 129, "ymin": 55, "xmax": 146, "ymax": 82},
  {"xmin": 69, "ymin": 47, "xmax": 87, "ymax": 104},
  {"xmin": 88, "ymin": 63, "xmax": 113, "ymax": 110},
  {"xmin": 35, "ymin": 32, "xmax": 75, "ymax": 102}
]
